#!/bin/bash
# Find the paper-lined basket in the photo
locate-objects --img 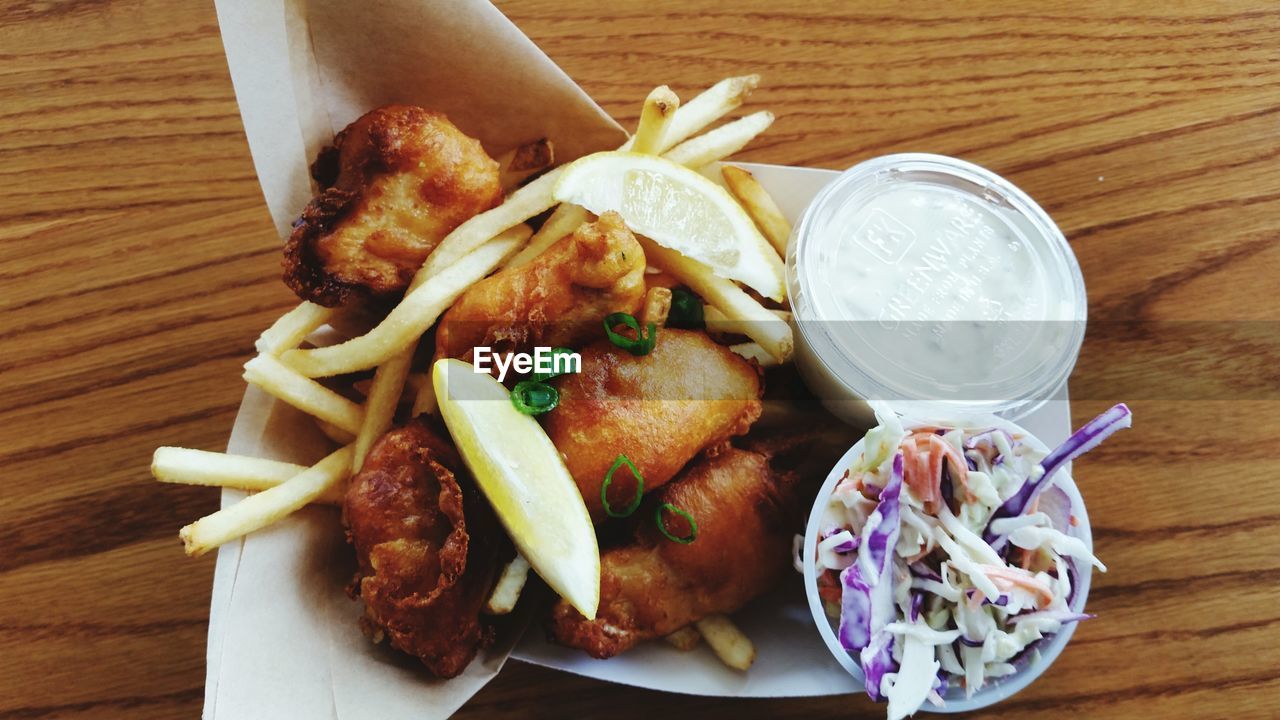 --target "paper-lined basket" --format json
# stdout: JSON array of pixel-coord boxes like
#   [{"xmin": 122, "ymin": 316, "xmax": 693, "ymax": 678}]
[{"xmin": 207, "ymin": 1, "xmax": 1075, "ymax": 717}]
